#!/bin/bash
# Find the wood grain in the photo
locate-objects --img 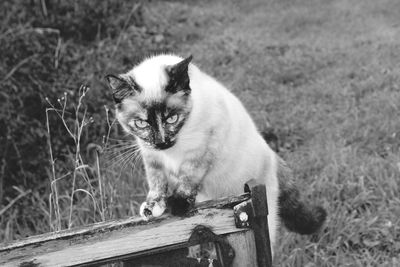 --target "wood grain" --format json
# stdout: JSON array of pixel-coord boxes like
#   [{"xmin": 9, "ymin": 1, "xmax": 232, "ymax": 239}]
[
  {"xmin": 0, "ymin": 209, "xmax": 249, "ymax": 267},
  {"xmin": 0, "ymin": 192, "xmax": 250, "ymax": 252},
  {"xmin": 226, "ymin": 230, "xmax": 258, "ymax": 267}
]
